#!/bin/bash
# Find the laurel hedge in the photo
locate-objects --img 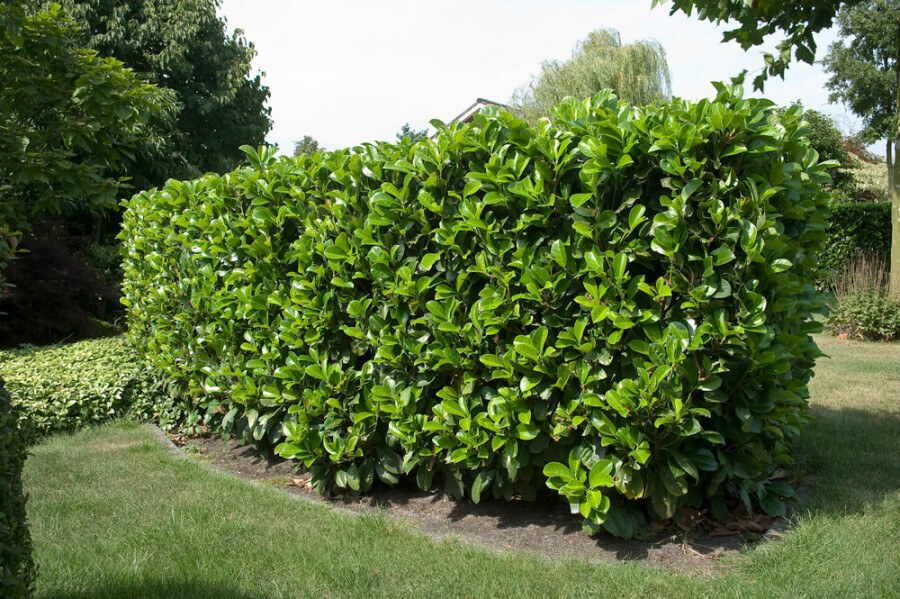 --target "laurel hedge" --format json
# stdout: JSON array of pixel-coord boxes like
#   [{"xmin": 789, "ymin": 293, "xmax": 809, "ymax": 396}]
[
  {"xmin": 821, "ymin": 200, "xmax": 892, "ymax": 281},
  {"xmin": 121, "ymin": 87, "xmax": 829, "ymax": 537},
  {"xmin": 0, "ymin": 378, "xmax": 35, "ymax": 598}
]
